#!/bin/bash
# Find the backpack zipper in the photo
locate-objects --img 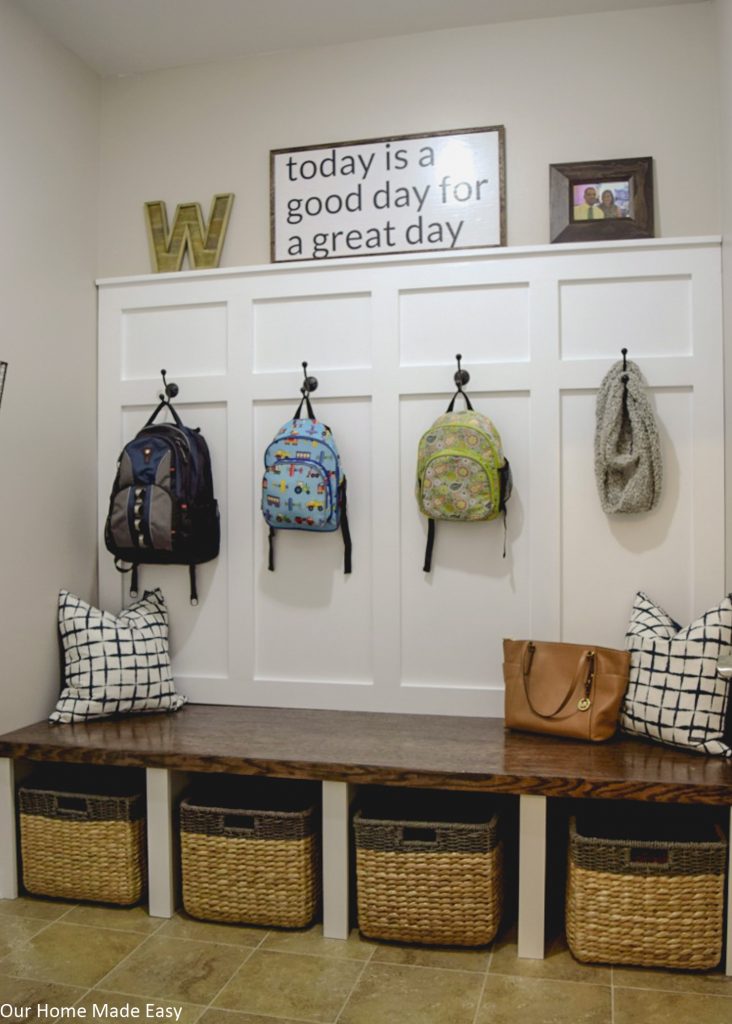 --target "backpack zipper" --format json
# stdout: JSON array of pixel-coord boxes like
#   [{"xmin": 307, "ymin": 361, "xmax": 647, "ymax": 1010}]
[
  {"xmin": 267, "ymin": 432, "xmax": 341, "ymax": 472},
  {"xmin": 264, "ymin": 457, "xmax": 336, "ymax": 522},
  {"xmin": 139, "ymin": 426, "xmax": 192, "ymax": 497},
  {"xmin": 421, "ymin": 448, "xmax": 498, "ymax": 484},
  {"xmin": 430, "ymin": 420, "xmax": 502, "ymax": 466}
]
